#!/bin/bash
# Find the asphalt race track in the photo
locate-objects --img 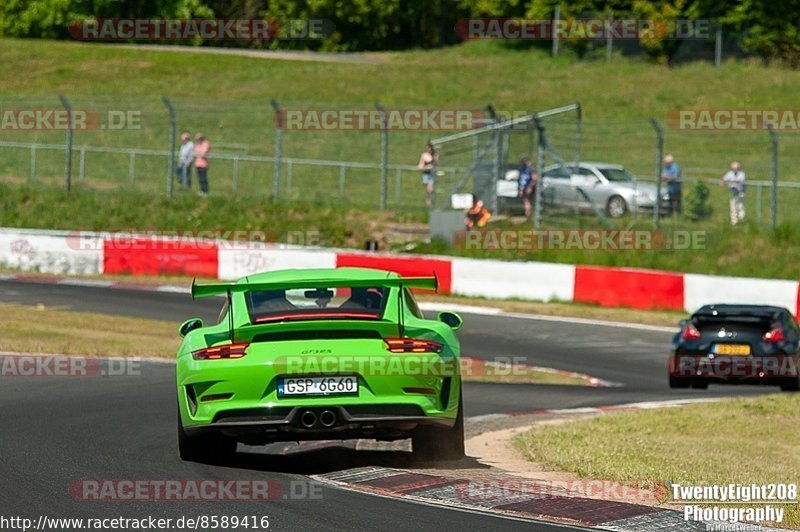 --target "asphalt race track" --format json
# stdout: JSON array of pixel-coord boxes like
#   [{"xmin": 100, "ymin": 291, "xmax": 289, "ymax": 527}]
[{"xmin": 0, "ymin": 279, "xmax": 776, "ymax": 530}]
